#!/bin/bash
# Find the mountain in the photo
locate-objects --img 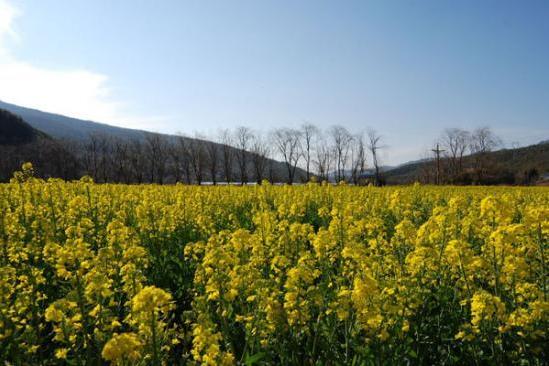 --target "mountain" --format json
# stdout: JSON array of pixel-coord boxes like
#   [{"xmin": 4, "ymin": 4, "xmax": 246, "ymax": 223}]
[
  {"xmin": 0, "ymin": 100, "xmax": 307, "ymax": 183},
  {"xmin": 0, "ymin": 108, "xmax": 49, "ymax": 145},
  {"xmin": 0, "ymin": 100, "xmax": 147, "ymax": 141},
  {"xmin": 385, "ymin": 141, "xmax": 549, "ymax": 185},
  {"xmin": 0, "ymin": 108, "xmax": 79, "ymax": 181}
]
